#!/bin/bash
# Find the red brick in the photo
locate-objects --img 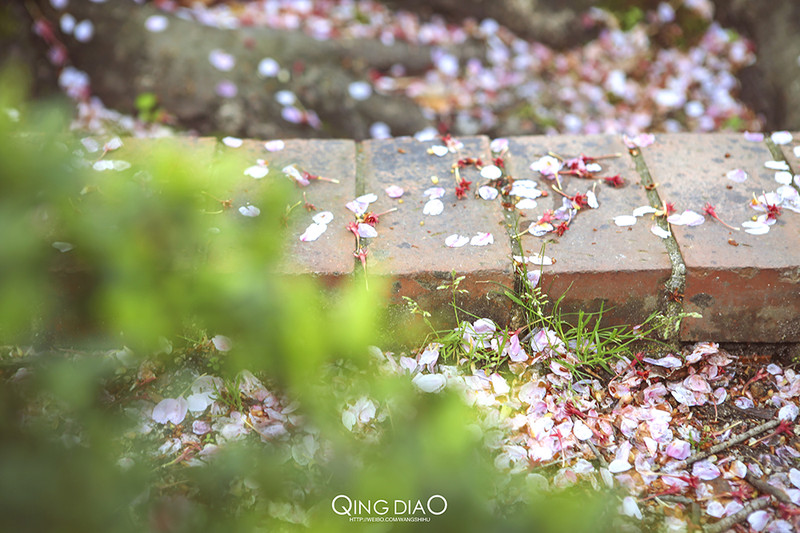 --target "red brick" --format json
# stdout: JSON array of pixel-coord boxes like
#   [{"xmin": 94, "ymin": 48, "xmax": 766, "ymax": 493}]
[
  {"xmin": 360, "ymin": 136, "xmax": 514, "ymax": 327},
  {"xmin": 641, "ymin": 133, "xmax": 800, "ymax": 342},
  {"xmin": 506, "ymin": 135, "xmax": 672, "ymax": 327},
  {"xmin": 215, "ymin": 139, "xmax": 356, "ymax": 282}
]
